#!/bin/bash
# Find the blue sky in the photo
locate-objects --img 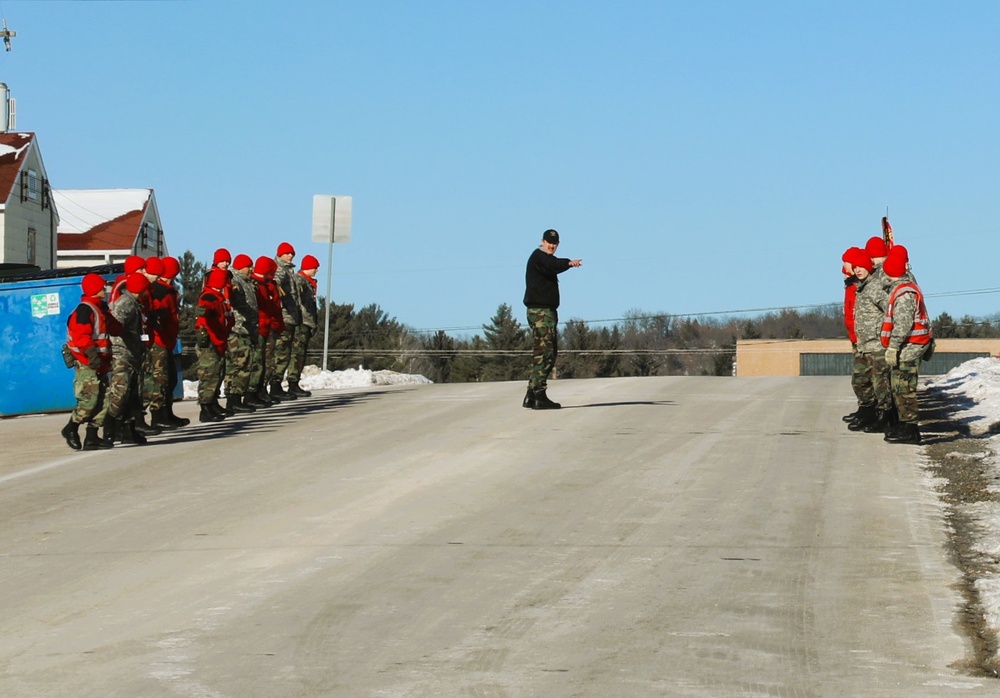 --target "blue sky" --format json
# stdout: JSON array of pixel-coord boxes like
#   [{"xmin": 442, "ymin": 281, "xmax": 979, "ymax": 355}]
[{"xmin": 3, "ymin": 0, "xmax": 999, "ymax": 334}]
